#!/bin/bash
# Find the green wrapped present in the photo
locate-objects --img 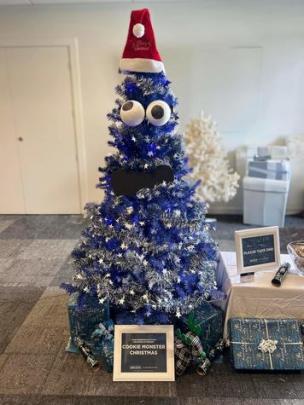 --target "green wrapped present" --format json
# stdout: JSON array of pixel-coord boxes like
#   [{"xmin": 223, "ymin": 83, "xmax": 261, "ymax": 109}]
[
  {"xmin": 229, "ymin": 318, "xmax": 304, "ymax": 370},
  {"xmin": 180, "ymin": 302, "xmax": 224, "ymax": 355}
]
